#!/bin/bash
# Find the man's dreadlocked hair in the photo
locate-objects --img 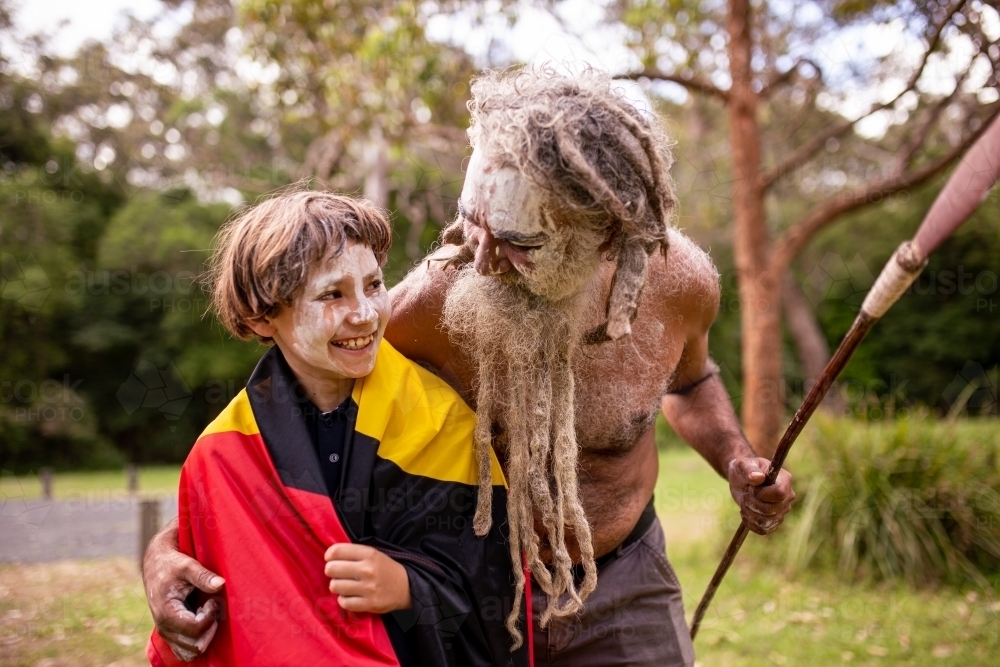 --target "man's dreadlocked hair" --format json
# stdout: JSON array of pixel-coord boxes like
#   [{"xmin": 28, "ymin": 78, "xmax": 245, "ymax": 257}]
[
  {"xmin": 441, "ymin": 64, "xmax": 678, "ymax": 342},
  {"xmin": 441, "ymin": 65, "xmax": 678, "ymax": 645}
]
